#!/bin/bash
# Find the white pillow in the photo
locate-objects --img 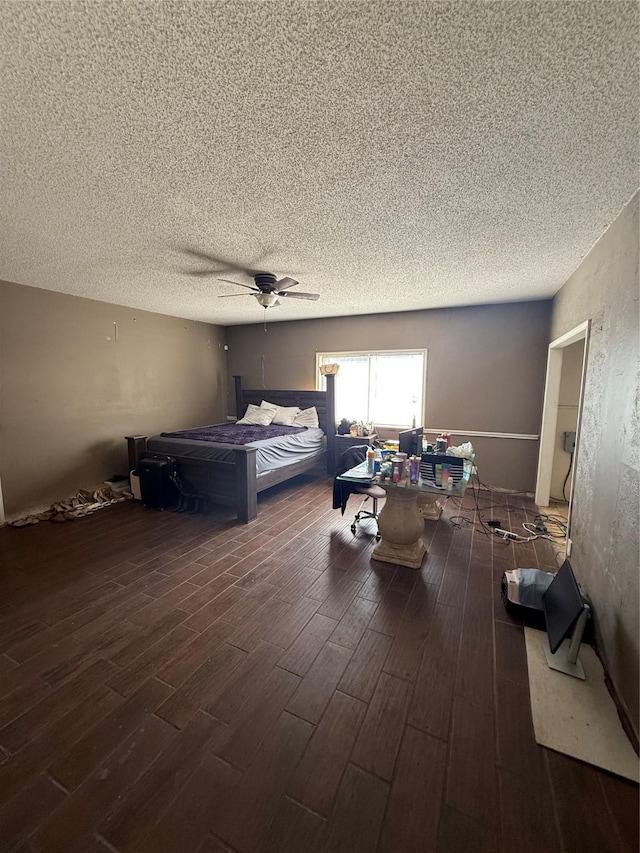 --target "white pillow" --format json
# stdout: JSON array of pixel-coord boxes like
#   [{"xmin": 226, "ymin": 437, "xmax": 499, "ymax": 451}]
[
  {"xmin": 272, "ymin": 405, "xmax": 301, "ymax": 425},
  {"xmin": 292, "ymin": 406, "xmax": 319, "ymax": 428},
  {"xmin": 237, "ymin": 403, "xmax": 274, "ymax": 426},
  {"xmin": 259, "ymin": 400, "xmax": 279, "ymax": 421}
]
